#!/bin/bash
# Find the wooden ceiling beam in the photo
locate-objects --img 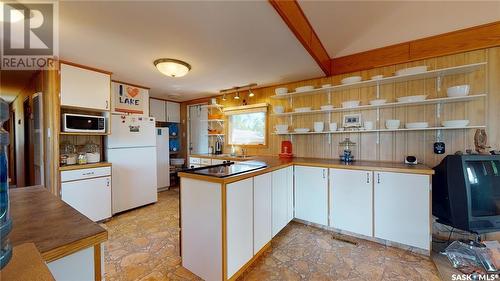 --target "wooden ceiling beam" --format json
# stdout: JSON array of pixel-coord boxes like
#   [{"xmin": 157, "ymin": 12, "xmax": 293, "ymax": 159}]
[{"xmin": 269, "ymin": 0, "xmax": 331, "ymax": 76}]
